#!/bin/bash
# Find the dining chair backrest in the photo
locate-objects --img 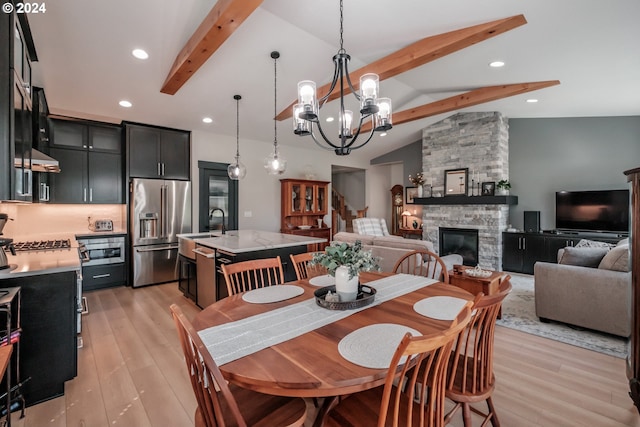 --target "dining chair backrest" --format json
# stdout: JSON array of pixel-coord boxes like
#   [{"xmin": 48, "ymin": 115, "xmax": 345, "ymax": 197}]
[
  {"xmin": 393, "ymin": 249, "xmax": 451, "ymax": 283},
  {"xmin": 290, "ymin": 252, "xmax": 326, "ymax": 280},
  {"xmin": 444, "ymin": 276, "xmax": 512, "ymax": 426},
  {"xmin": 221, "ymin": 256, "xmax": 285, "ymax": 296},
  {"xmin": 170, "ymin": 304, "xmax": 246, "ymax": 427},
  {"xmin": 377, "ymin": 302, "xmax": 474, "ymax": 427}
]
